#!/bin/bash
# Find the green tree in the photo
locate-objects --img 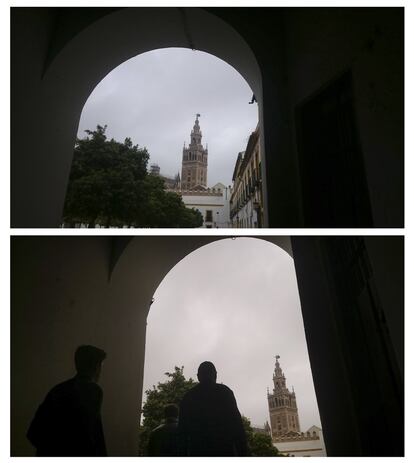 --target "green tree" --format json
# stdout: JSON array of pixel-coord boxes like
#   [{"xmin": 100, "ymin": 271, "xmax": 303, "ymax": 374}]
[
  {"xmin": 63, "ymin": 125, "xmax": 203, "ymax": 228},
  {"xmin": 242, "ymin": 416, "xmax": 284, "ymax": 456},
  {"xmin": 139, "ymin": 366, "xmax": 196, "ymax": 456},
  {"xmin": 139, "ymin": 176, "xmax": 203, "ymax": 227},
  {"xmin": 138, "ymin": 367, "xmax": 284, "ymax": 457}
]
